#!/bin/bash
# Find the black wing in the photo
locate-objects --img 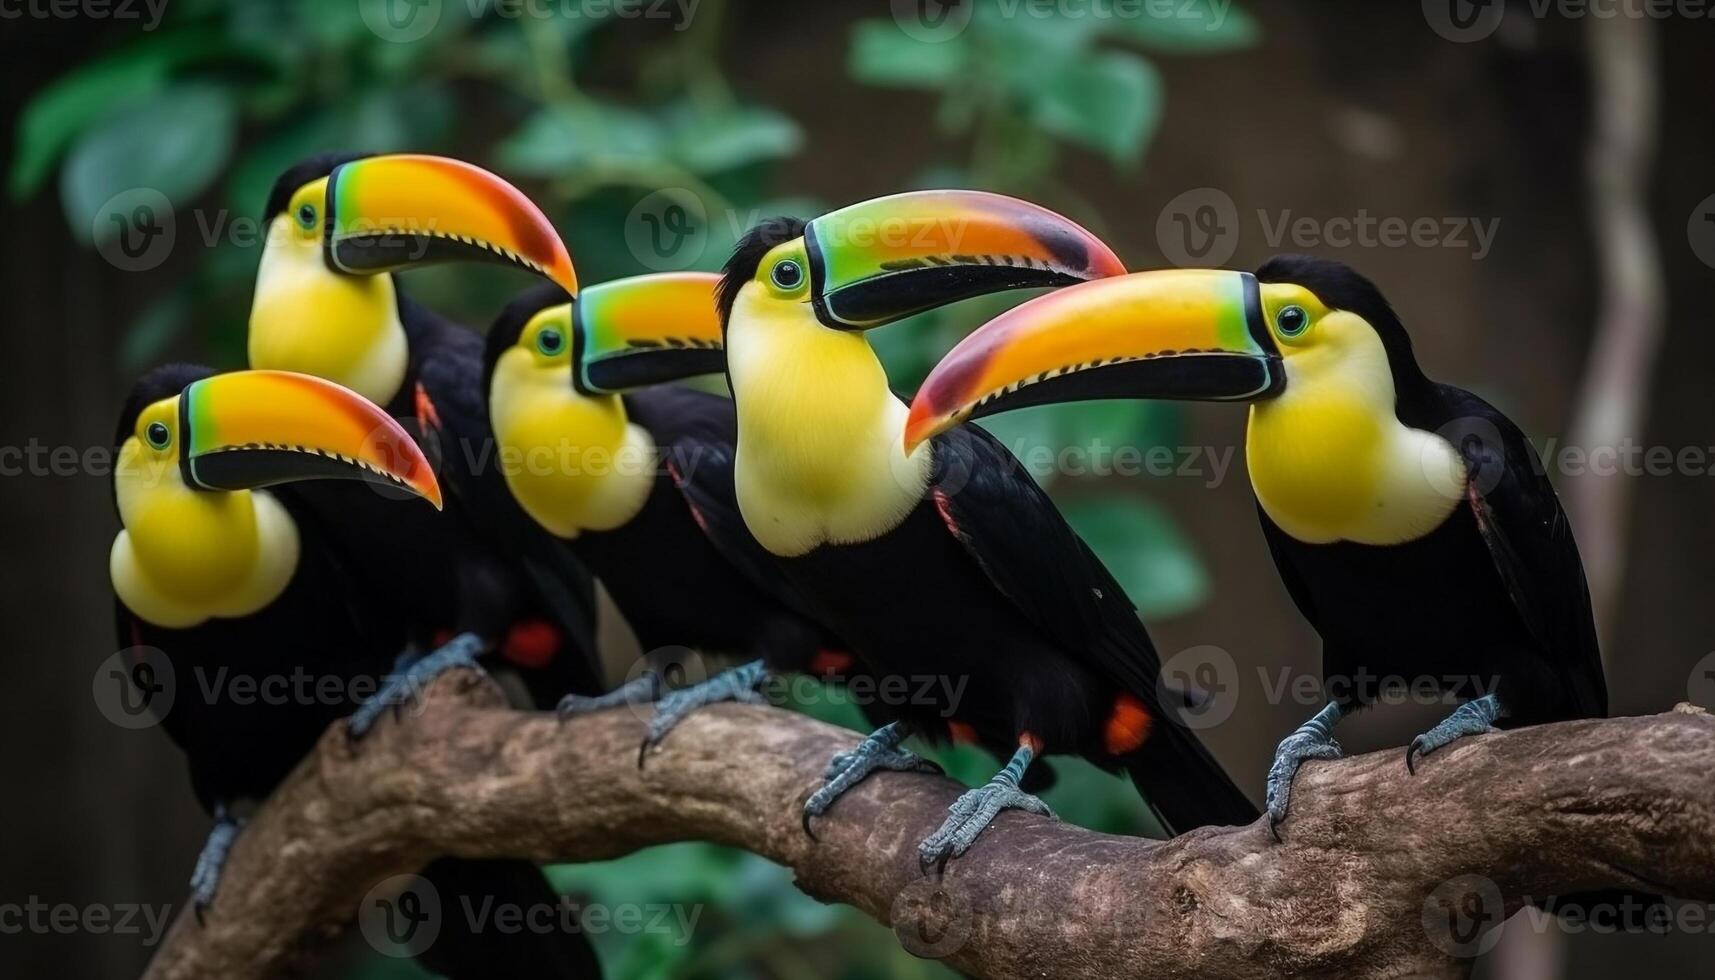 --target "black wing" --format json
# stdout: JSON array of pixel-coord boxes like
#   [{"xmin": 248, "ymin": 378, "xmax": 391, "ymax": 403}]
[
  {"xmin": 930, "ymin": 422, "xmax": 1163, "ymax": 699},
  {"xmin": 408, "ymin": 302, "xmax": 605, "ymax": 696},
  {"xmin": 630, "ymin": 385, "xmax": 831, "ymax": 621},
  {"xmin": 1440, "ymin": 385, "xmax": 1607, "ymax": 717}
]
